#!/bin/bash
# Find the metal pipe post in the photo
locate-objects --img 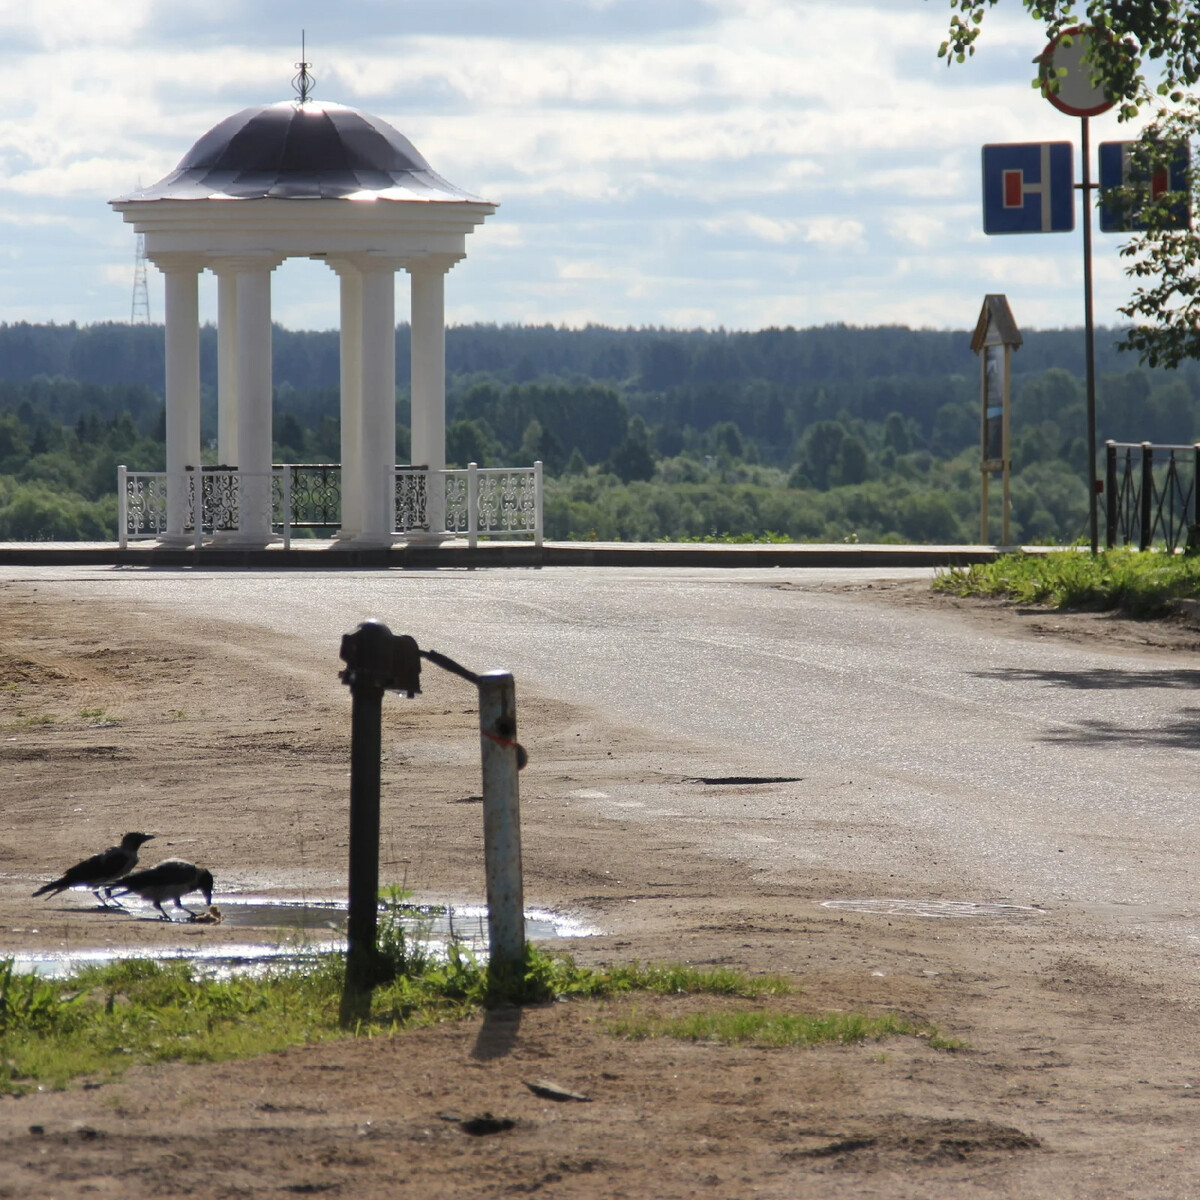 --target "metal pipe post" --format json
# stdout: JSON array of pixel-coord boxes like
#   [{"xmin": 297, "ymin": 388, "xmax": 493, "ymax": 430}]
[
  {"xmin": 1081, "ymin": 115, "xmax": 1100, "ymax": 555},
  {"xmin": 1194, "ymin": 444, "xmax": 1200, "ymax": 545},
  {"xmin": 477, "ymin": 670, "xmax": 525, "ymax": 980},
  {"xmin": 338, "ymin": 620, "xmax": 393, "ymax": 1024},
  {"xmin": 1140, "ymin": 442, "xmax": 1154, "ymax": 551},
  {"xmin": 1105, "ymin": 441, "xmax": 1118, "ymax": 549}
]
